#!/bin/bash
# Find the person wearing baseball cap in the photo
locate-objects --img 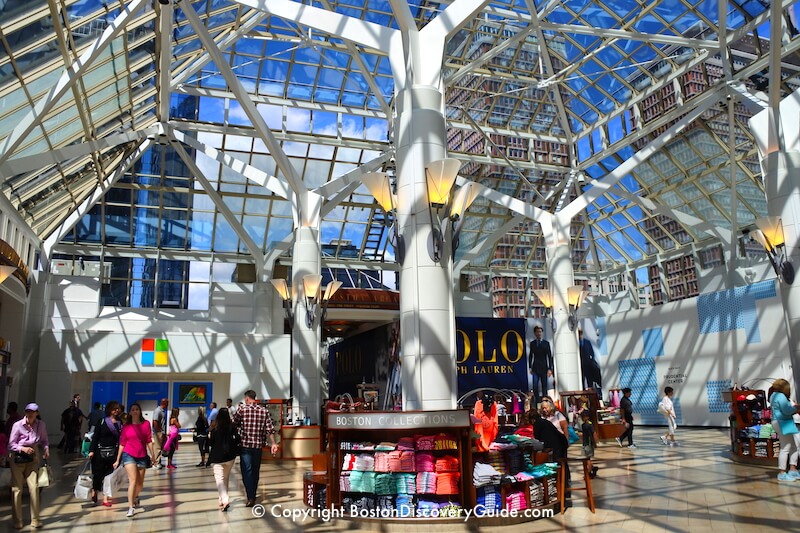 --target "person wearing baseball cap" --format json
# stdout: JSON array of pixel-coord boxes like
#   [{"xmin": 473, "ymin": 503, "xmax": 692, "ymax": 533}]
[{"xmin": 8, "ymin": 402, "xmax": 49, "ymax": 529}]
